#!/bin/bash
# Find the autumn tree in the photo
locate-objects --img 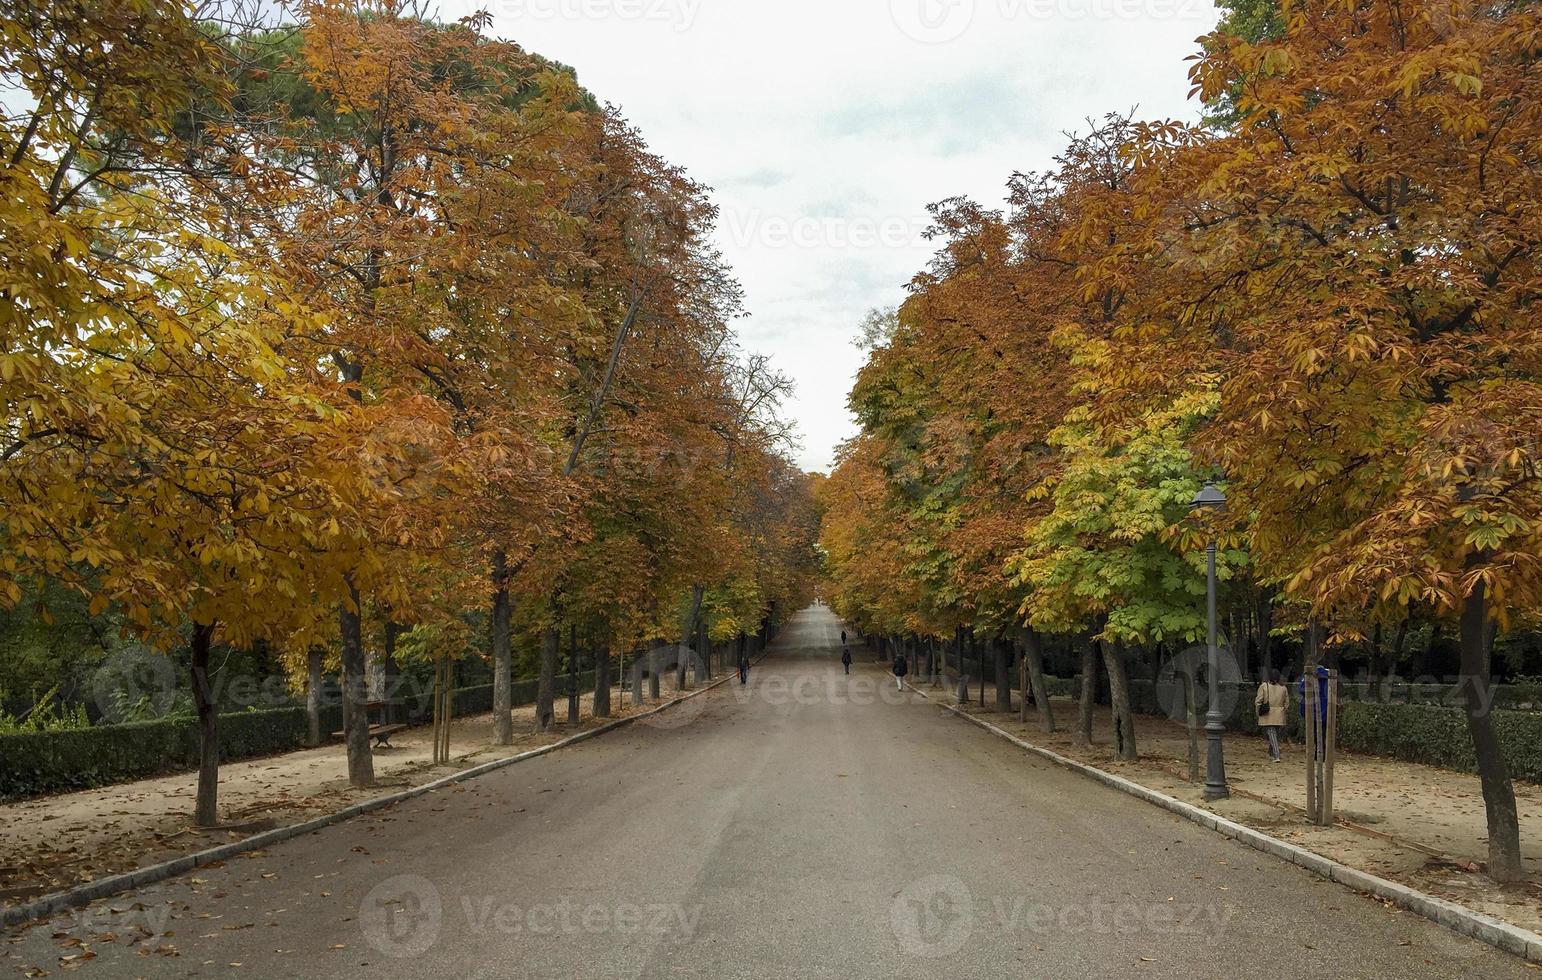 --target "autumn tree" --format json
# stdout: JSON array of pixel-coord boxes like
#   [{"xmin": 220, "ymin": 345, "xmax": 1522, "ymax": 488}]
[
  {"xmin": 1097, "ymin": 0, "xmax": 1542, "ymax": 879},
  {"xmin": 0, "ymin": 0, "xmax": 401, "ymax": 824}
]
